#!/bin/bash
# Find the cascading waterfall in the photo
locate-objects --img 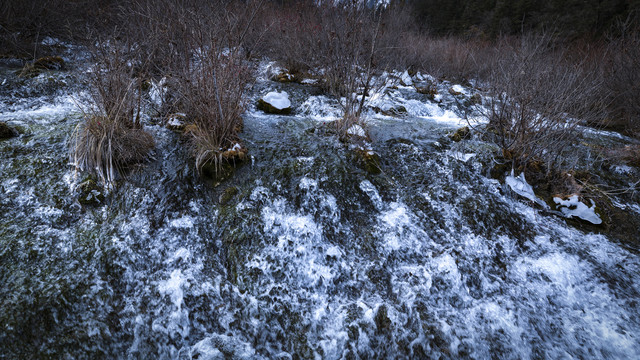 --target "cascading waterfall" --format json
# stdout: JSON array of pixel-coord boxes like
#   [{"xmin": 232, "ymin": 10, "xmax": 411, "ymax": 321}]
[{"xmin": 1, "ymin": 55, "xmax": 639, "ymax": 359}]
